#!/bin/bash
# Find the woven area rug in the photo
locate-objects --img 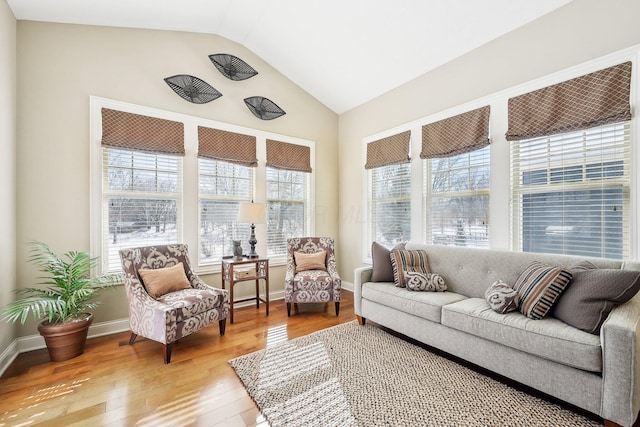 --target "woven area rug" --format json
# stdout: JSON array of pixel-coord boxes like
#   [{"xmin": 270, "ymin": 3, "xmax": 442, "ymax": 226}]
[{"xmin": 229, "ymin": 321, "xmax": 600, "ymax": 426}]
